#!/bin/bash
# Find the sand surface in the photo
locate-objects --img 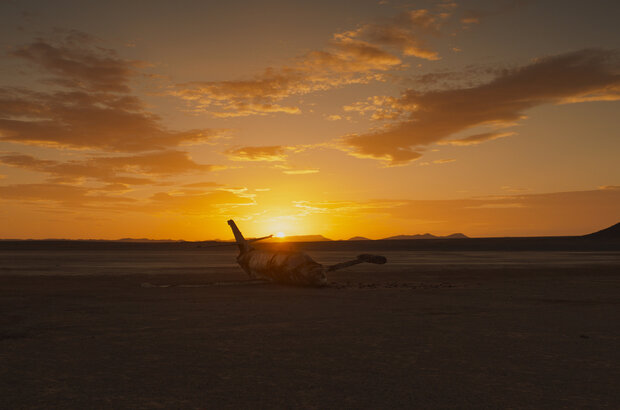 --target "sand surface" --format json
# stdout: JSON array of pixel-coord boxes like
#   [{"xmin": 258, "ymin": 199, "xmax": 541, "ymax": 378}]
[{"xmin": 1, "ymin": 249, "xmax": 619, "ymax": 408}]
